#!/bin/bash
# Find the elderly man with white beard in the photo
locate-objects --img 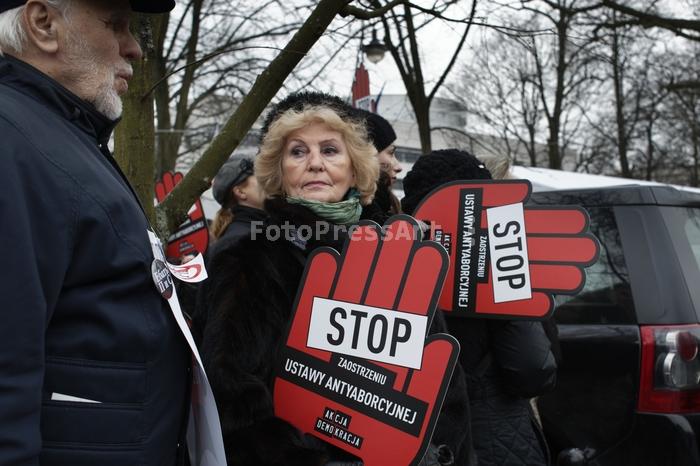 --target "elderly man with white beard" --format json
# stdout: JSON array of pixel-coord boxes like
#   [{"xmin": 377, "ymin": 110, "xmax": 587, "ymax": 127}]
[{"xmin": 0, "ymin": 1, "xmax": 199, "ymax": 466}]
